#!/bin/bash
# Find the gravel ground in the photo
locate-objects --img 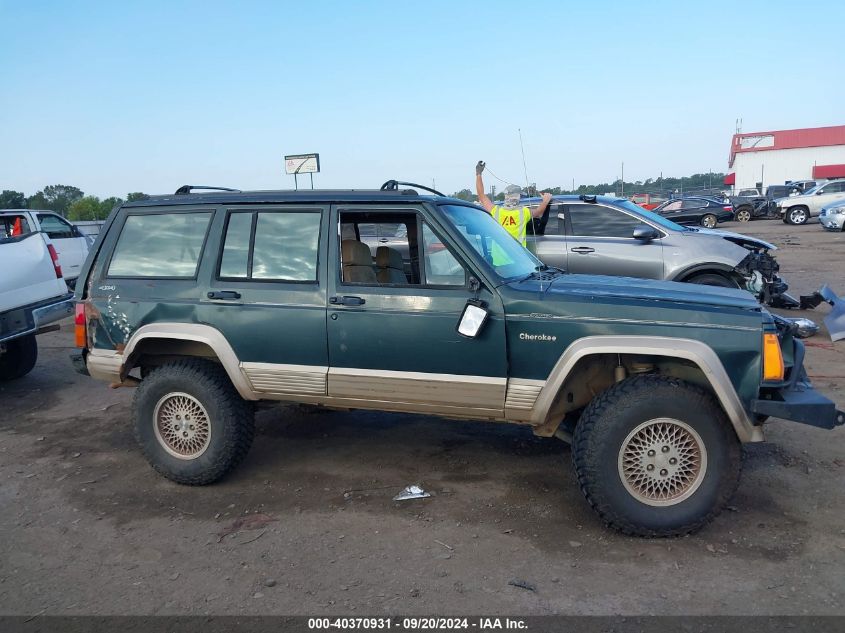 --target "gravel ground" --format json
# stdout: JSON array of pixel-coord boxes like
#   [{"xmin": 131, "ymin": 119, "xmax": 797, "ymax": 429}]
[{"xmin": 0, "ymin": 219, "xmax": 843, "ymax": 616}]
